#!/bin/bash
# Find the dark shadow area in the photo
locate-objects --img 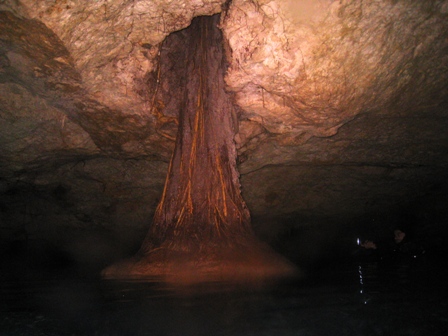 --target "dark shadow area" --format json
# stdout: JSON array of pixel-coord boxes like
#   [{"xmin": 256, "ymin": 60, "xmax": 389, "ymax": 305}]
[
  {"xmin": 1, "ymin": 182, "xmax": 448, "ymax": 334},
  {"xmin": 1, "ymin": 240, "xmax": 447, "ymax": 336},
  {"xmin": 2, "ymin": 169, "xmax": 447, "ymax": 336},
  {"xmin": 253, "ymin": 182, "xmax": 448, "ymax": 275},
  {"xmin": 1, "ymin": 159, "xmax": 447, "ymax": 335}
]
